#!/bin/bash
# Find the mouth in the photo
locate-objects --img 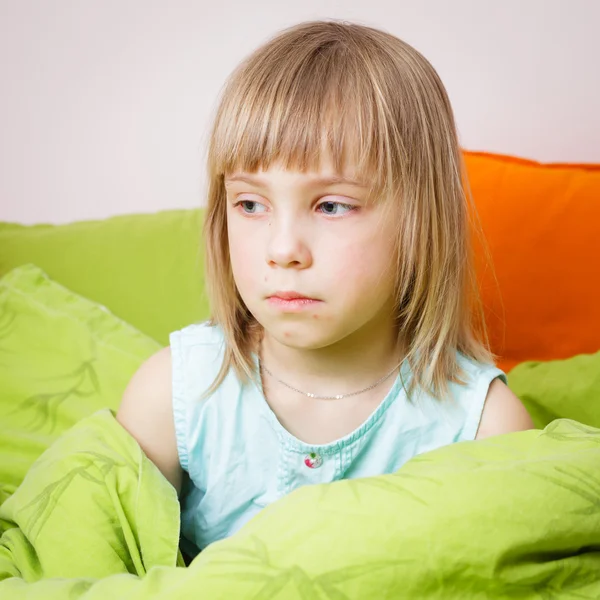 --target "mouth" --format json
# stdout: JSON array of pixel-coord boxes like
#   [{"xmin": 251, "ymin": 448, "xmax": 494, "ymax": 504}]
[
  {"xmin": 267, "ymin": 291, "xmax": 322, "ymax": 311},
  {"xmin": 269, "ymin": 291, "xmax": 316, "ymax": 301}
]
